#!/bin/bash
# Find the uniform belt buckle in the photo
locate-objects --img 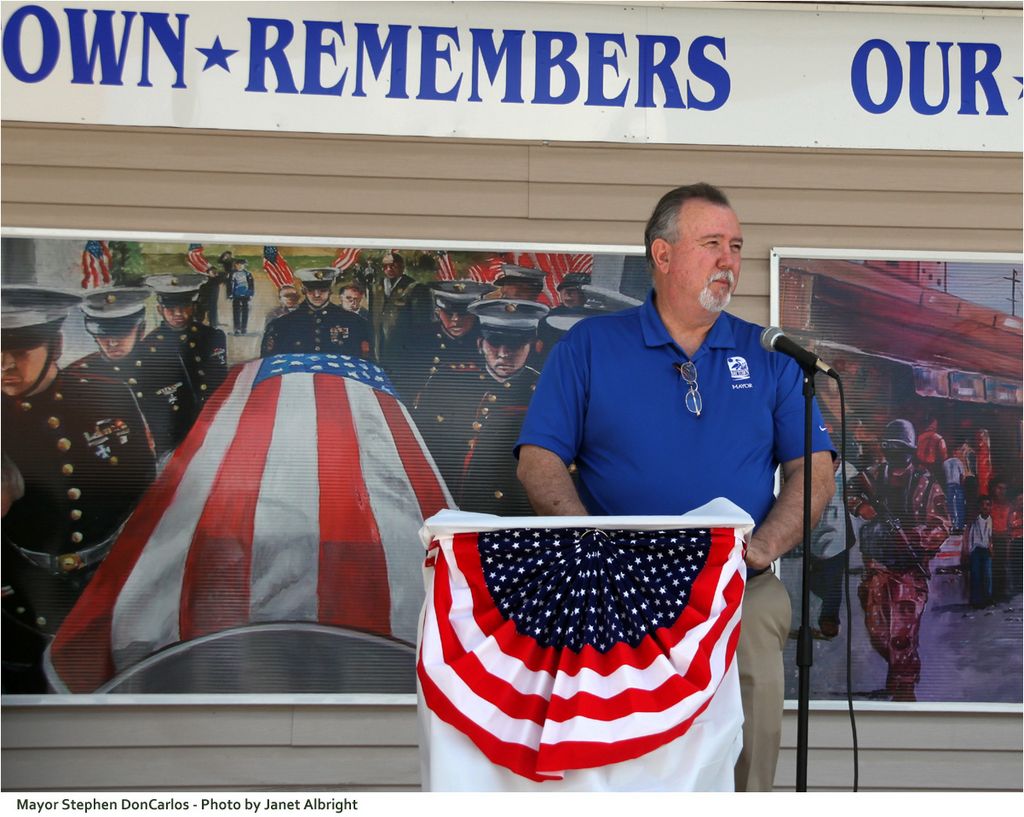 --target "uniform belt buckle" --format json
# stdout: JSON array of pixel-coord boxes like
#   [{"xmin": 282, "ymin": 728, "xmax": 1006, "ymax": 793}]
[{"xmin": 58, "ymin": 552, "xmax": 85, "ymax": 573}]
